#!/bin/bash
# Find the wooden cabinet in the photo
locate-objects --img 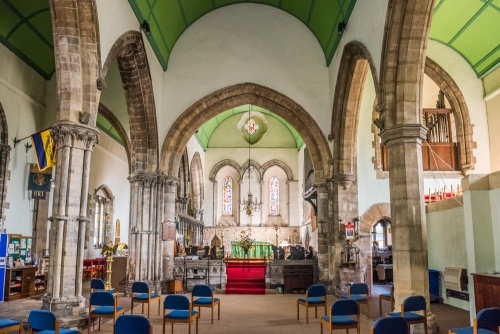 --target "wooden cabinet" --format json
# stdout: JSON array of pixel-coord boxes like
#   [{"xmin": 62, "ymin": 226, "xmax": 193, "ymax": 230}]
[
  {"xmin": 3, "ymin": 266, "xmax": 44, "ymax": 301},
  {"xmin": 169, "ymin": 279, "xmax": 183, "ymax": 294},
  {"xmin": 283, "ymin": 265, "xmax": 314, "ymax": 294},
  {"xmin": 472, "ymin": 273, "xmax": 500, "ymax": 312}
]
